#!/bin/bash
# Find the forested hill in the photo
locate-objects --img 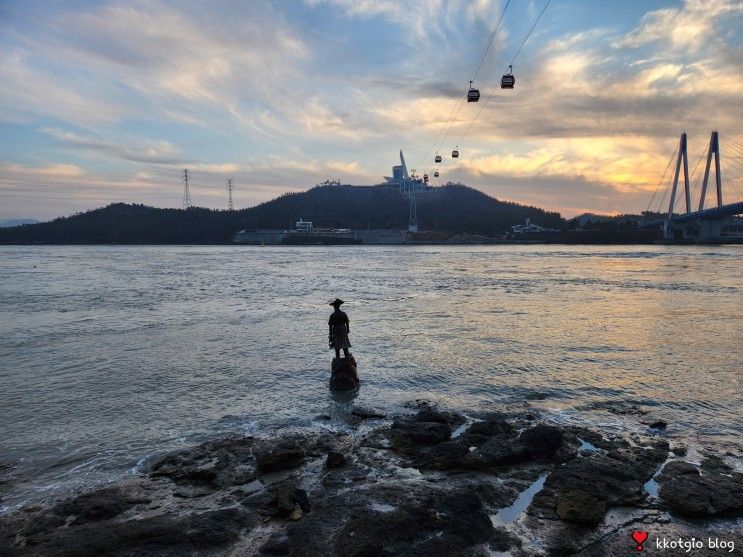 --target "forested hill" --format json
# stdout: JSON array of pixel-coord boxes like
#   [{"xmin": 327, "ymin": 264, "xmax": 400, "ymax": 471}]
[{"xmin": 0, "ymin": 183, "xmax": 564, "ymax": 244}]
